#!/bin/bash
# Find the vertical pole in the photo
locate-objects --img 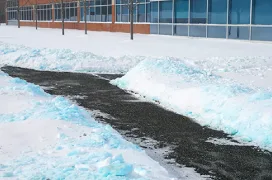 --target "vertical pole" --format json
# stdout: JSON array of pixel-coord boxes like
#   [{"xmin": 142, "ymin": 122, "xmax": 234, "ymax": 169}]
[
  {"xmin": 206, "ymin": 0, "xmax": 208, "ymax": 38},
  {"xmin": 5, "ymin": 0, "xmax": 8, "ymax": 25},
  {"xmin": 35, "ymin": 0, "xmax": 37, "ymax": 30},
  {"xmin": 17, "ymin": 0, "xmax": 20, "ymax": 28},
  {"xmin": 188, "ymin": 0, "xmax": 190, "ymax": 37},
  {"xmin": 172, "ymin": 0, "xmax": 174, "ymax": 36},
  {"xmin": 130, "ymin": 0, "xmax": 133, "ymax": 40},
  {"xmin": 61, "ymin": 0, "xmax": 64, "ymax": 35},
  {"xmin": 249, "ymin": 0, "xmax": 252, "ymax": 40},
  {"xmin": 157, "ymin": 1, "xmax": 159, "ymax": 34},
  {"xmin": 84, "ymin": 0, "xmax": 87, "ymax": 34},
  {"xmin": 226, "ymin": 0, "xmax": 229, "ymax": 39}
]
